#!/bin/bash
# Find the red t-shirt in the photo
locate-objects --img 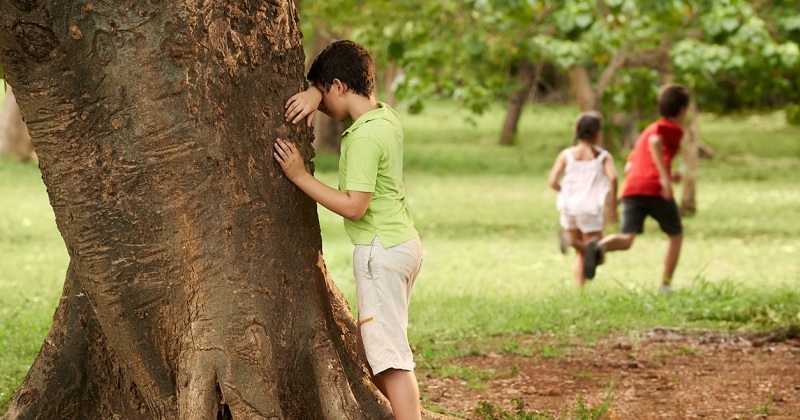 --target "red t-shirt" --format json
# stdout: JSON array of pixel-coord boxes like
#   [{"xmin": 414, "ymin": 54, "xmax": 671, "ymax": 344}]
[{"xmin": 621, "ymin": 119, "xmax": 684, "ymax": 198}]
